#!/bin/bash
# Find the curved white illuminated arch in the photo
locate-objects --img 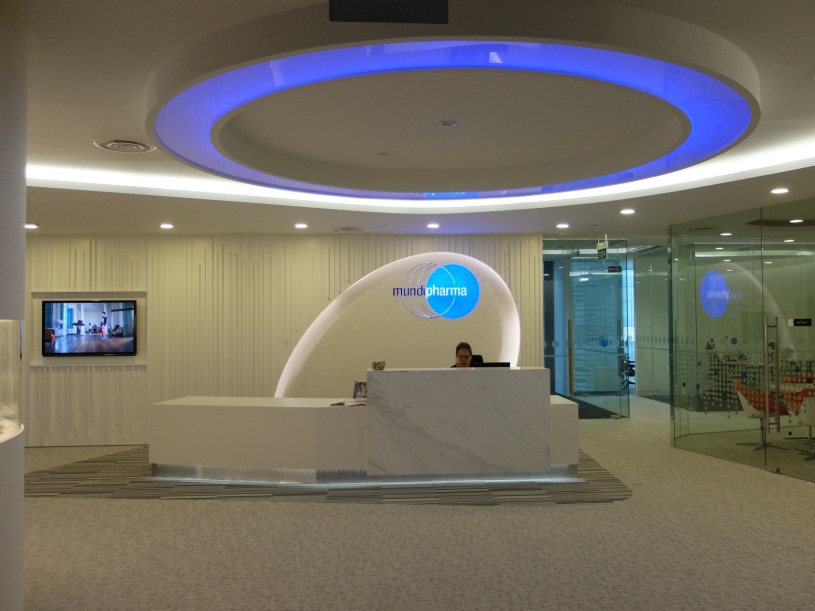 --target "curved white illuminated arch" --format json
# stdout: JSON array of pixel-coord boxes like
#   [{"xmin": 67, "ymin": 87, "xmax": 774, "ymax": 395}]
[{"xmin": 275, "ymin": 253, "xmax": 520, "ymax": 398}]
